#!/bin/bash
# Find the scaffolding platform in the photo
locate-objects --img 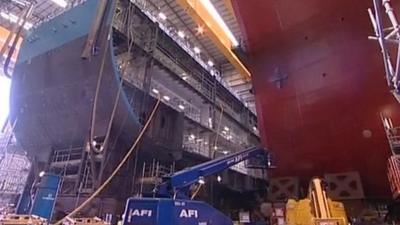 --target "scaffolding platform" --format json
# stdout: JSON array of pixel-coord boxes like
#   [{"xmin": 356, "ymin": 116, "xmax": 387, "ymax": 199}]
[{"xmin": 388, "ymin": 155, "xmax": 400, "ymax": 199}]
